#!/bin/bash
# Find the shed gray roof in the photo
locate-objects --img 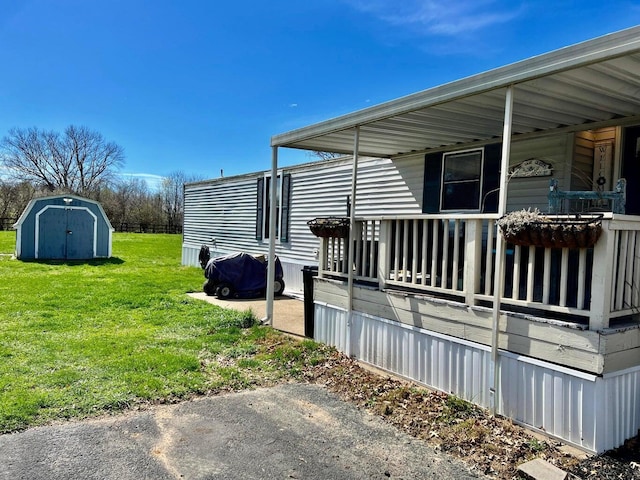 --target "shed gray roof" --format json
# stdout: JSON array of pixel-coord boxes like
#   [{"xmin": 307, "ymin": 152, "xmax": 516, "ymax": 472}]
[
  {"xmin": 14, "ymin": 194, "xmax": 114, "ymax": 231},
  {"xmin": 271, "ymin": 26, "xmax": 640, "ymax": 157}
]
